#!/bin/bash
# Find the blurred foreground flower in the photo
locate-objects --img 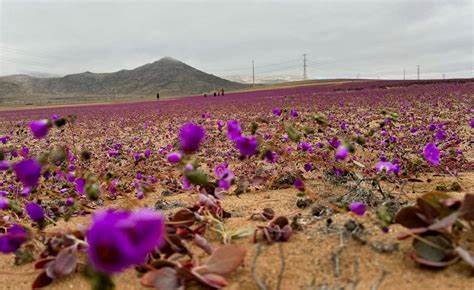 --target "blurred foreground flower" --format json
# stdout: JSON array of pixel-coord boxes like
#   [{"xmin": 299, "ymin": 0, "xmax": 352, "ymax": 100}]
[
  {"xmin": 167, "ymin": 152, "xmax": 181, "ymax": 164},
  {"xmin": 26, "ymin": 202, "xmax": 45, "ymax": 222},
  {"xmin": 179, "ymin": 123, "xmax": 205, "ymax": 154},
  {"xmin": 227, "ymin": 120, "xmax": 242, "ymax": 141},
  {"xmin": 86, "ymin": 208, "xmax": 165, "ymax": 274},
  {"xmin": 0, "ymin": 224, "xmax": 28, "ymax": 253},
  {"xmin": 29, "ymin": 119, "xmax": 50, "ymax": 139},
  {"xmin": 335, "ymin": 145, "xmax": 349, "ymax": 160},
  {"xmin": 13, "ymin": 159, "xmax": 42, "ymax": 188},
  {"xmin": 235, "ymin": 136, "xmax": 258, "ymax": 156}
]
